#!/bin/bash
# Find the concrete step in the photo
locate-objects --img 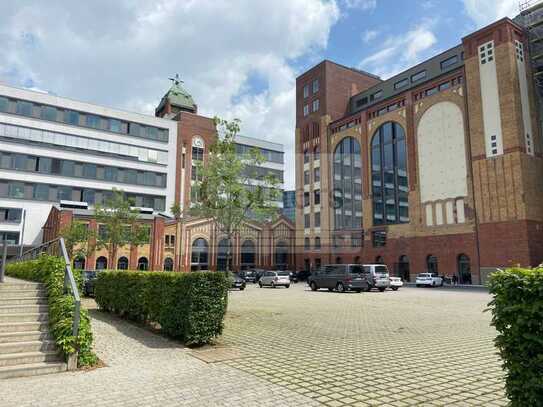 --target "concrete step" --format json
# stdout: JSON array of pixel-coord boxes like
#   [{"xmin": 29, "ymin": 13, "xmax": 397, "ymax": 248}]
[
  {"xmin": 0, "ymin": 361, "xmax": 67, "ymax": 379},
  {"xmin": 0, "ymin": 350, "xmax": 61, "ymax": 367},
  {"xmin": 0, "ymin": 340, "xmax": 57, "ymax": 355},
  {"xmin": 0, "ymin": 282, "xmax": 45, "ymax": 290},
  {"xmin": 0, "ymin": 297, "xmax": 48, "ymax": 306},
  {"xmin": 0, "ymin": 322, "xmax": 49, "ymax": 334},
  {"xmin": 0, "ymin": 331, "xmax": 52, "ymax": 344},
  {"xmin": 0, "ymin": 289, "xmax": 47, "ymax": 298},
  {"xmin": 0, "ymin": 304, "xmax": 49, "ymax": 314},
  {"xmin": 0, "ymin": 313, "xmax": 48, "ymax": 323}
]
